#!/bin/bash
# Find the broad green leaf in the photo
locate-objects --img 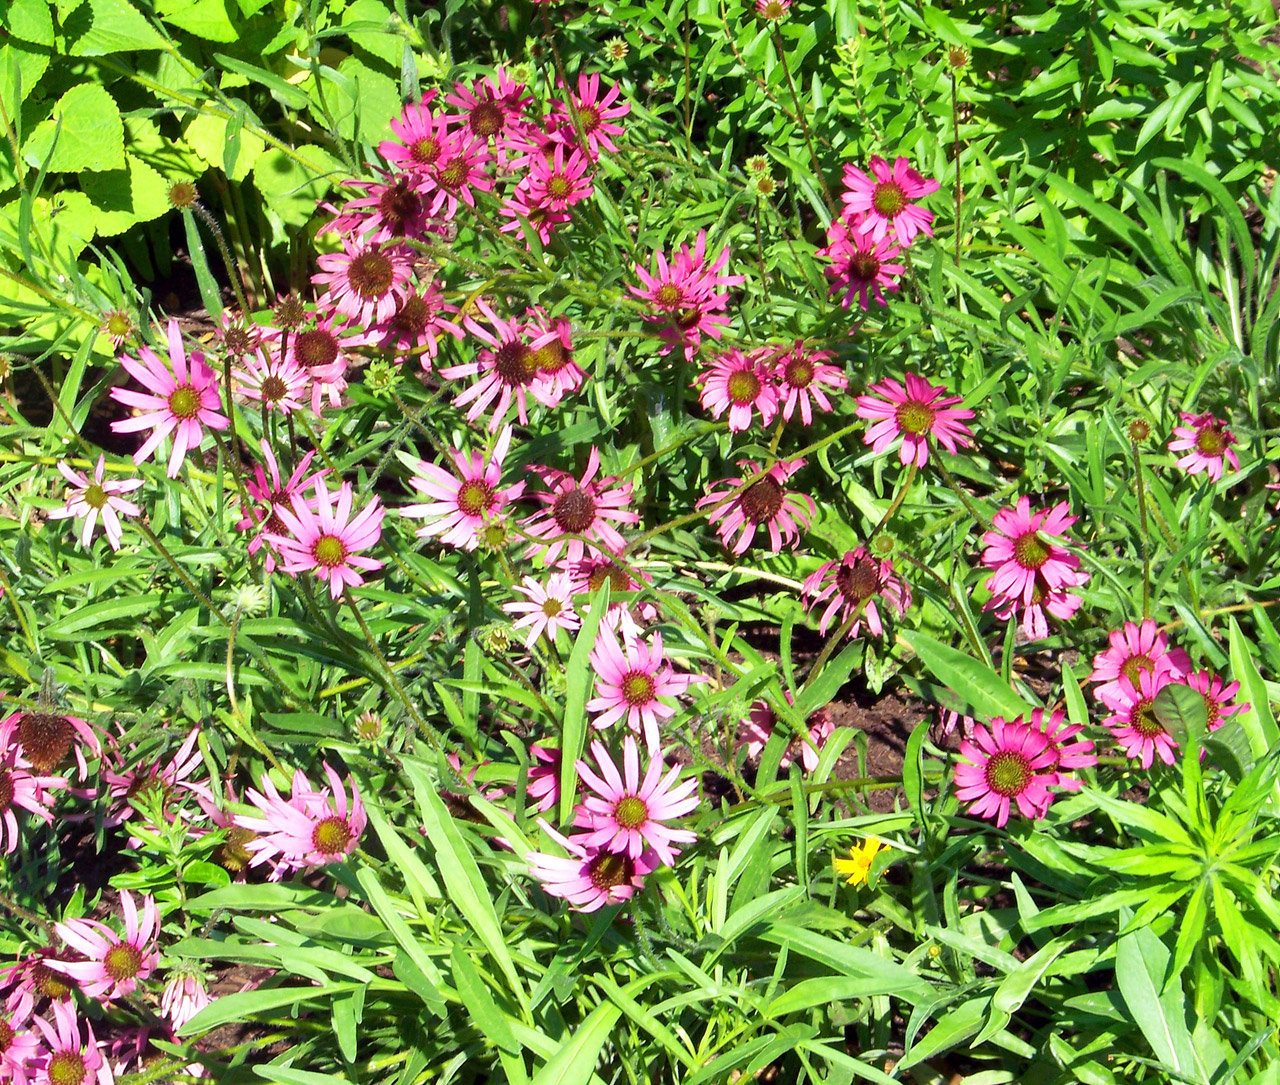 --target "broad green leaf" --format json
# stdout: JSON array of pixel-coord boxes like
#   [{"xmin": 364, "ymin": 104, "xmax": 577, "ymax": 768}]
[
  {"xmin": 529, "ymin": 1001, "xmax": 618, "ymax": 1085},
  {"xmin": 1228, "ymin": 618, "xmax": 1279, "ymax": 761},
  {"xmin": 897, "ymin": 630, "xmax": 1029, "ymax": 720},
  {"xmin": 1153, "ymin": 682, "xmax": 1208, "ymax": 749},
  {"xmin": 157, "ymin": 0, "xmax": 238, "ymax": 40},
  {"xmin": 251, "ymin": 145, "xmax": 343, "ymax": 224},
  {"xmin": 180, "ymin": 983, "xmax": 360, "ymax": 1035},
  {"xmin": 81, "ymin": 154, "xmax": 171, "ymax": 235},
  {"xmin": 69, "ymin": 0, "xmax": 167, "ymax": 53},
  {"xmin": 23, "ymin": 84, "xmax": 125, "ymax": 172}
]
